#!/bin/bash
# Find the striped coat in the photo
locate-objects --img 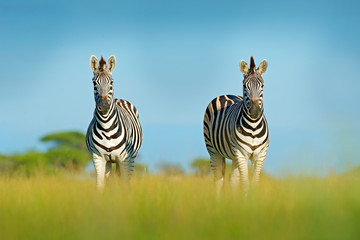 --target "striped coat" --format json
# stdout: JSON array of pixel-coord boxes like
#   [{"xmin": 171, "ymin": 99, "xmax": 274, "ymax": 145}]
[
  {"xmin": 203, "ymin": 56, "xmax": 269, "ymax": 192},
  {"xmin": 86, "ymin": 98, "xmax": 142, "ymax": 162},
  {"xmin": 86, "ymin": 55, "xmax": 142, "ymax": 188}
]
